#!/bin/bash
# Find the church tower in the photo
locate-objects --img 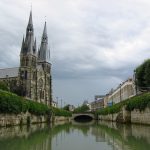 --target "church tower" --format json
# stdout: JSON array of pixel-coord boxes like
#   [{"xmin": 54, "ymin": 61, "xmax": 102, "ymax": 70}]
[
  {"xmin": 37, "ymin": 22, "xmax": 52, "ymax": 105},
  {"xmin": 19, "ymin": 11, "xmax": 37, "ymax": 100}
]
